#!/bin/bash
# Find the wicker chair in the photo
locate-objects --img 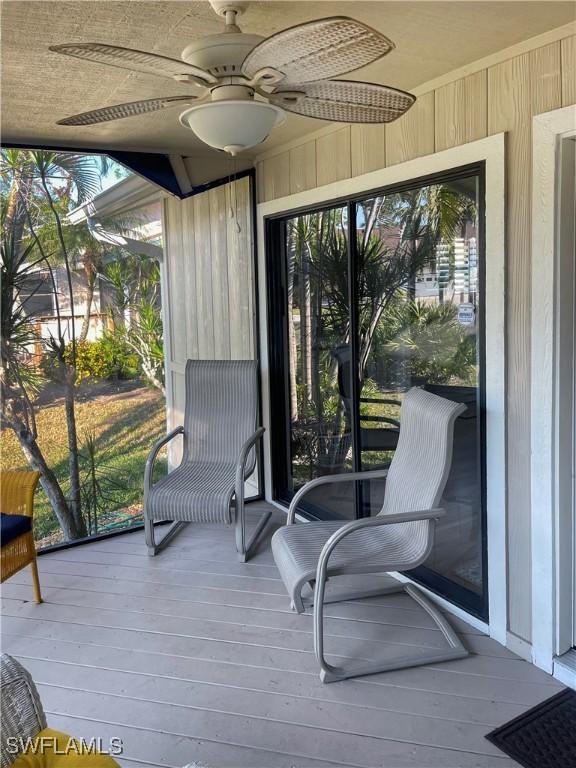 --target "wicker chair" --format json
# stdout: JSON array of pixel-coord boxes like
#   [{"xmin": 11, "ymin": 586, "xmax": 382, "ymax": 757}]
[
  {"xmin": 1, "ymin": 471, "xmax": 42, "ymax": 603},
  {"xmin": 1, "ymin": 654, "xmax": 47, "ymax": 768},
  {"xmin": 1, "ymin": 655, "xmax": 119, "ymax": 767}
]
